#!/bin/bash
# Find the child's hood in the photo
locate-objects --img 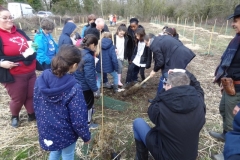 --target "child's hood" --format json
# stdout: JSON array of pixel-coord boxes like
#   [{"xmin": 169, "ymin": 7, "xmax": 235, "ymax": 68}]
[
  {"xmin": 37, "ymin": 69, "xmax": 76, "ymax": 97},
  {"xmin": 62, "ymin": 22, "xmax": 76, "ymax": 36},
  {"xmin": 101, "ymin": 38, "xmax": 113, "ymax": 50}
]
